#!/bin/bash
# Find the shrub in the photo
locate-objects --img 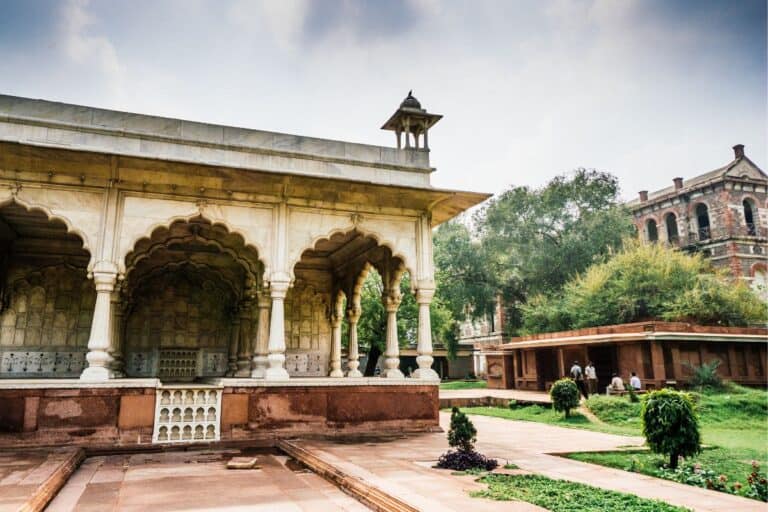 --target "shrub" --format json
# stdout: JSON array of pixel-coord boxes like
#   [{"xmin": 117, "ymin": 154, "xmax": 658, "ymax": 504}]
[
  {"xmin": 628, "ymin": 387, "xmax": 640, "ymax": 403},
  {"xmin": 684, "ymin": 359, "xmax": 723, "ymax": 390},
  {"xmin": 437, "ymin": 450, "xmax": 498, "ymax": 471},
  {"xmin": 745, "ymin": 461, "xmax": 768, "ymax": 502},
  {"xmin": 550, "ymin": 378, "xmax": 580, "ymax": 418},
  {"xmin": 437, "ymin": 407, "xmax": 498, "ymax": 471},
  {"xmin": 521, "ymin": 240, "xmax": 768, "ymax": 333},
  {"xmin": 641, "ymin": 389, "xmax": 701, "ymax": 469},
  {"xmin": 447, "ymin": 407, "xmax": 477, "ymax": 452}
]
